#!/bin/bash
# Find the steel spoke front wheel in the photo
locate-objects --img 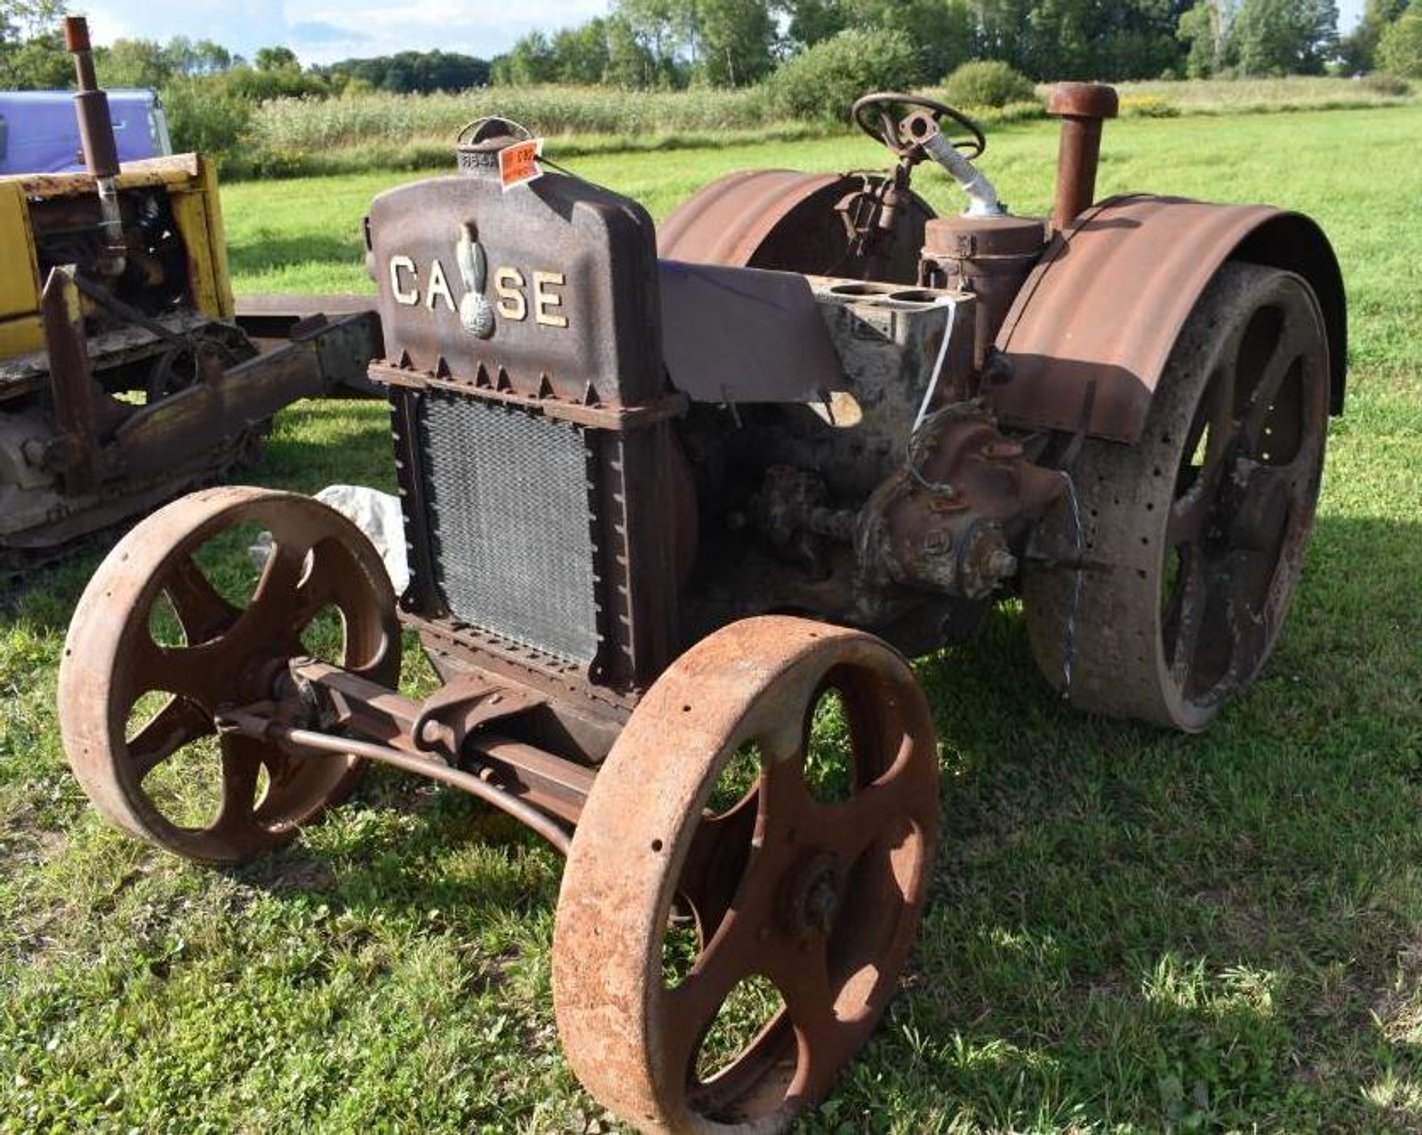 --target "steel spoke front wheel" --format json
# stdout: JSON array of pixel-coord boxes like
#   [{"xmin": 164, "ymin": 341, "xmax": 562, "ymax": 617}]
[
  {"xmin": 59, "ymin": 486, "xmax": 402, "ymax": 864},
  {"xmin": 553, "ymin": 616, "xmax": 938, "ymax": 1133}
]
